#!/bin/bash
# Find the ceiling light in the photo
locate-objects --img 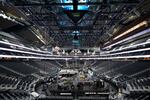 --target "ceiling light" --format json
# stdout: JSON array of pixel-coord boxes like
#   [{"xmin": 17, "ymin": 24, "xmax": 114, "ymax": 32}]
[
  {"xmin": 104, "ymin": 28, "xmax": 150, "ymax": 50},
  {"xmin": 113, "ymin": 21, "xmax": 148, "ymax": 40}
]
